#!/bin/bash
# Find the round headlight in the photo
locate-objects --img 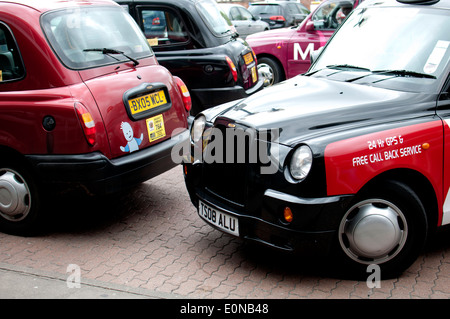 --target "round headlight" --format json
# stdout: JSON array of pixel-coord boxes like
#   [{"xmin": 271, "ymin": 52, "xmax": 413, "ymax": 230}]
[
  {"xmin": 289, "ymin": 145, "xmax": 313, "ymax": 180},
  {"xmin": 191, "ymin": 115, "xmax": 206, "ymax": 143}
]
